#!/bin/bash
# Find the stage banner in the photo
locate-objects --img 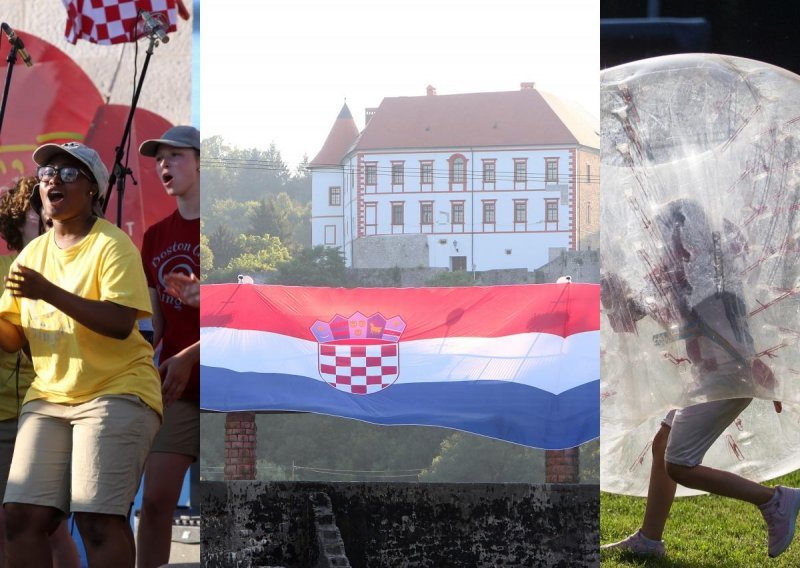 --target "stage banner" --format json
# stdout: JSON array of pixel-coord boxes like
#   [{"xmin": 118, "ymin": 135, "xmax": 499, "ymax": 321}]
[{"xmin": 200, "ymin": 283, "xmax": 599, "ymax": 449}]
